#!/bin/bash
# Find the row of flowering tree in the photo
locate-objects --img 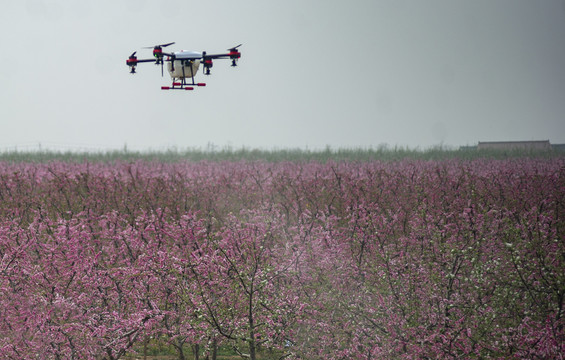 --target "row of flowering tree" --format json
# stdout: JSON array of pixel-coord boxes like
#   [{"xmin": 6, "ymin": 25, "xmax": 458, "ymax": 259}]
[{"xmin": 0, "ymin": 159, "xmax": 563, "ymax": 359}]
